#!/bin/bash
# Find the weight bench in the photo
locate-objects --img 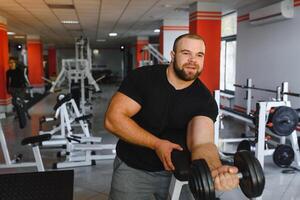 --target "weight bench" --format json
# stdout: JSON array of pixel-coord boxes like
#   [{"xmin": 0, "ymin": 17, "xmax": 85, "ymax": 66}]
[{"xmin": 0, "ymin": 170, "xmax": 74, "ymax": 200}]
